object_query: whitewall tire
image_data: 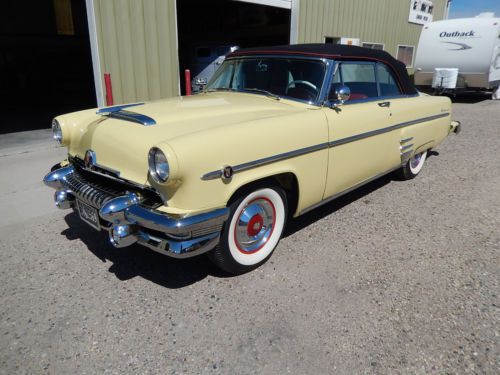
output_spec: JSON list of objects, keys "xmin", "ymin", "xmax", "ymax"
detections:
[
  {"xmin": 400, "ymin": 151, "xmax": 427, "ymax": 180},
  {"xmin": 208, "ymin": 186, "xmax": 287, "ymax": 275}
]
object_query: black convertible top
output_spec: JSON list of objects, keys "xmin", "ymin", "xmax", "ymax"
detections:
[{"xmin": 228, "ymin": 43, "xmax": 417, "ymax": 95}]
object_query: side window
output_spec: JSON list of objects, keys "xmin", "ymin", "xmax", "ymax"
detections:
[
  {"xmin": 328, "ymin": 66, "xmax": 342, "ymax": 101},
  {"xmin": 340, "ymin": 63, "xmax": 378, "ymax": 100},
  {"xmin": 209, "ymin": 61, "xmax": 236, "ymax": 88},
  {"xmin": 376, "ymin": 63, "xmax": 402, "ymax": 97}
]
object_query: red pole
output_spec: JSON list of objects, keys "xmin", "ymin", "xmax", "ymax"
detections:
[
  {"xmin": 184, "ymin": 69, "xmax": 191, "ymax": 96},
  {"xmin": 104, "ymin": 73, "xmax": 114, "ymax": 106}
]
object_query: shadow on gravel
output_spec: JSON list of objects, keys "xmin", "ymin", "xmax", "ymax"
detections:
[
  {"xmin": 62, "ymin": 213, "xmax": 228, "ymax": 288},
  {"xmin": 417, "ymin": 88, "xmax": 492, "ymax": 104},
  {"xmin": 60, "ymin": 153, "xmax": 442, "ymax": 286},
  {"xmin": 285, "ymin": 173, "xmax": 393, "ymax": 238},
  {"xmin": 450, "ymin": 93, "xmax": 491, "ymax": 104},
  {"xmin": 442, "ymin": 92, "xmax": 492, "ymax": 104},
  {"xmin": 286, "ymin": 148, "xmax": 443, "ymax": 237}
]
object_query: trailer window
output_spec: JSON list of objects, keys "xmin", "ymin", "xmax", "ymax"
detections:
[
  {"xmin": 397, "ymin": 45, "xmax": 415, "ymax": 68},
  {"xmin": 362, "ymin": 42, "xmax": 384, "ymax": 50}
]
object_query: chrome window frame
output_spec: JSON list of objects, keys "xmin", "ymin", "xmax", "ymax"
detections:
[{"xmin": 206, "ymin": 55, "xmax": 335, "ymax": 107}]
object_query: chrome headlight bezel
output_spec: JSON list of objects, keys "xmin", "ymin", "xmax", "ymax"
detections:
[
  {"xmin": 52, "ymin": 118, "xmax": 63, "ymax": 145},
  {"xmin": 148, "ymin": 147, "xmax": 170, "ymax": 183}
]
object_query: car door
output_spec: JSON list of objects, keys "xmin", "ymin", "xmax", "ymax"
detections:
[{"xmin": 322, "ymin": 61, "xmax": 401, "ymax": 199}]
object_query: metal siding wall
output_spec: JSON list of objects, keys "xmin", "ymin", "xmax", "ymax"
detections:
[
  {"xmin": 297, "ymin": 0, "xmax": 447, "ymax": 72},
  {"xmin": 92, "ymin": 0, "xmax": 179, "ymax": 105}
]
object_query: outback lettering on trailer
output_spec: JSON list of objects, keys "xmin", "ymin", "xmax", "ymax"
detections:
[{"xmin": 439, "ymin": 30, "xmax": 475, "ymax": 38}]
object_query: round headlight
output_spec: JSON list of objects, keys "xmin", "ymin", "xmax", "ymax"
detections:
[
  {"xmin": 148, "ymin": 147, "xmax": 170, "ymax": 183},
  {"xmin": 52, "ymin": 118, "xmax": 63, "ymax": 145}
]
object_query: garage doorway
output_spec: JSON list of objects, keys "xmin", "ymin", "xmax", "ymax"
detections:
[
  {"xmin": 0, "ymin": 0, "xmax": 96, "ymax": 134},
  {"xmin": 176, "ymin": 0, "xmax": 291, "ymax": 94}
]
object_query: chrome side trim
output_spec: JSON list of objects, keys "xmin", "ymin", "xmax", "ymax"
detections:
[
  {"xmin": 400, "ymin": 150, "xmax": 413, "ymax": 163},
  {"xmin": 201, "ymin": 112, "xmax": 450, "ymax": 180},
  {"xmin": 299, "ymin": 165, "xmax": 401, "ymax": 215},
  {"xmin": 400, "ymin": 143, "xmax": 414, "ymax": 152},
  {"xmin": 328, "ymin": 113, "xmax": 449, "ymax": 148},
  {"xmin": 399, "ymin": 137, "xmax": 415, "ymax": 163},
  {"xmin": 201, "ymin": 142, "xmax": 329, "ymax": 180}
]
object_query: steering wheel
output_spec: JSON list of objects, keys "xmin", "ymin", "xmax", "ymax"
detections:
[{"xmin": 285, "ymin": 80, "xmax": 319, "ymax": 100}]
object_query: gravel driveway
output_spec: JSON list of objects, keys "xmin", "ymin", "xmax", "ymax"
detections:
[{"xmin": 0, "ymin": 98, "xmax": 498, "ymax": 374}]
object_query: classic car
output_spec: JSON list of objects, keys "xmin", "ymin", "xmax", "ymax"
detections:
[{"xmin": 43, "ymin": 44, "xmax": 461, "ymax": 274}]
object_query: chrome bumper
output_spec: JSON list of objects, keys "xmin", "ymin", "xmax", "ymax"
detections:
[{"xmin": 43, "ymin": 165, "xmax": 229, "ymax": 258}]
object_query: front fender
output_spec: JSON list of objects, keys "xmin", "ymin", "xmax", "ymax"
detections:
[{"xmin": 157, "ymin": 109, "xmax": 329, "ymax": 216}]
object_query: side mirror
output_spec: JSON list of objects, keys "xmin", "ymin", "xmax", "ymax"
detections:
[{"xmin": 334, "ymin": 85, "xmax": 351, "ymax": 104}]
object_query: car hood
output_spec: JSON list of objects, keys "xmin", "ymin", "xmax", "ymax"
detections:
[{"xmin": 65, "ymin": 92, "xmax": 308, "ymax": 184}]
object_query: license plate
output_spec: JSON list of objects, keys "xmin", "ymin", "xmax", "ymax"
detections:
[{"xmin": 76, "ymin": 200, "xmax": 101, "ymax": 231}]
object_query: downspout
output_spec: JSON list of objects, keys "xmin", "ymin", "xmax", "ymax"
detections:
[{"xmin": 290, "ymin": 0, "xmax": 300, "ymax": 44}]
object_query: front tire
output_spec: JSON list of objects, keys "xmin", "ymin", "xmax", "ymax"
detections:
[
  {"xmin": 400, "ymin": 150, "xmax": 427, "ymax": 180},
  {"xmin": 208, "ymin": 187, "xmax": 287, "ymax": 275}
]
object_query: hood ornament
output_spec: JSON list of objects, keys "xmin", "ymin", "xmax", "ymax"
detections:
[{"xmin": 96, "ymin": 102, "xmax": 156, "ymax": 126}]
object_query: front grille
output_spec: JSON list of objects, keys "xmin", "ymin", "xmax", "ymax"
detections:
[
  {"xmin": 65, "ymin": 169, "xmax": 123, "ymax": 208},
  {"xmin": 65, "ymin": 162, "xmax": 163, "ymax": 209}
]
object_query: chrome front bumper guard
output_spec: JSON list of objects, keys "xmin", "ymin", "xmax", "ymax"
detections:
[{"xmin": 43, "ymin": 165, "xmax": 229, "ymax": 258}]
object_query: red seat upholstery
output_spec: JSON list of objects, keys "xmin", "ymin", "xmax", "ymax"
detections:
[{"xmin": 349, "ymin": 93, "xmax": 368, "ymax": 100}]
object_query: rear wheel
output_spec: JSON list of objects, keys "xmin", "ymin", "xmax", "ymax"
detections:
[
  {"xmin": 208, "ymin": 186, "xmax": 287, "ymax": 275},
  {"xmin": 400, "ymin": 151, "xmax": 427, "ymax": 180}
]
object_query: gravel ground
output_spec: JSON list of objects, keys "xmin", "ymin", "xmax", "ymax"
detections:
[{"xmin": 0, "ymin": 98, "xmax": 499, "ymax": 374}]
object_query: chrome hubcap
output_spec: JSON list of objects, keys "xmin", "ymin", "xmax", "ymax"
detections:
[
  {"xmin": 410, "ymin": 153, "xmax": 422, "ymax": 169},
  {"xmin": 234, "ymin": 198, "xmax": 275, "ymax": 253}
]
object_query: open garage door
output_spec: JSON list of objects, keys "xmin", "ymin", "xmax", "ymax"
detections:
[
  {"xmin": 0, "ymin": 0, "xmax": 96, "ymax": 134},
  {"xmin": 176, "ymin": 0, "xmax": 291, "ymax": 94}
]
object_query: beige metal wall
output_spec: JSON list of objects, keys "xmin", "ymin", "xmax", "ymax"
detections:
[
  {"xmin": 297, "ymin": 0, "xmax": 449, "ymax": 74},
  {"xmin": 91, "ymin": 0, "xmax": 179, "ymax": 105},
  {"xmin": 88, "ymin": 0, "xmax": 449, "ymax": 105}
]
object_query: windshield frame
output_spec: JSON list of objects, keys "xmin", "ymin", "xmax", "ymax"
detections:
[{"xmin": 204, "ymin": 55, "xmax": 334, "ymax": 107}]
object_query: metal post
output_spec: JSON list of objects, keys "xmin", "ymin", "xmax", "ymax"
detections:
[
  {"xmin": 104, "ymin": 73, "xmax": 114, "ymax": 106},
  {"xmin": 185, "ymin": 69, "xmax": 192, "ymax": 96}
]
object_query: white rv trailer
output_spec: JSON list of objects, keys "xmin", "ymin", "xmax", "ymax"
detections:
[{"xmin": 414, "ymin": 14, "xmax": 500, "ymax": 98}]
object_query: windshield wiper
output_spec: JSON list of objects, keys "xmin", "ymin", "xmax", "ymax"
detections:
[
  {"xmin": 204, "ymin": 87, "xmax": 236, "ymax": 93},
  {"xmin": 241, "ymin": 88, "xmax": 280, "ymax": 100}
]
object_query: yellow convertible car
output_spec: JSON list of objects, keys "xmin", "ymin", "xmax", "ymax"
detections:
[{"xmin": 44, "ymin": 44, "xmax": 460, "ymax": 274}]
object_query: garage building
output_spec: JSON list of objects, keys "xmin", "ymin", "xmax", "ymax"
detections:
[{"xmin": 0, "ymin": 0, "xmax": 451, "ymax": 133}]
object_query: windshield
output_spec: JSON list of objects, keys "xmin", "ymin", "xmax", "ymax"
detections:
[{"xmin": 206, "ymin": 57, "xmax": 326, "ymax": 103}]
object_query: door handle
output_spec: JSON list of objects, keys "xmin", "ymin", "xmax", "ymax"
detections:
[{"xmin": 378, "ymin": 101, "xmax": 391, "ymax": 107}]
